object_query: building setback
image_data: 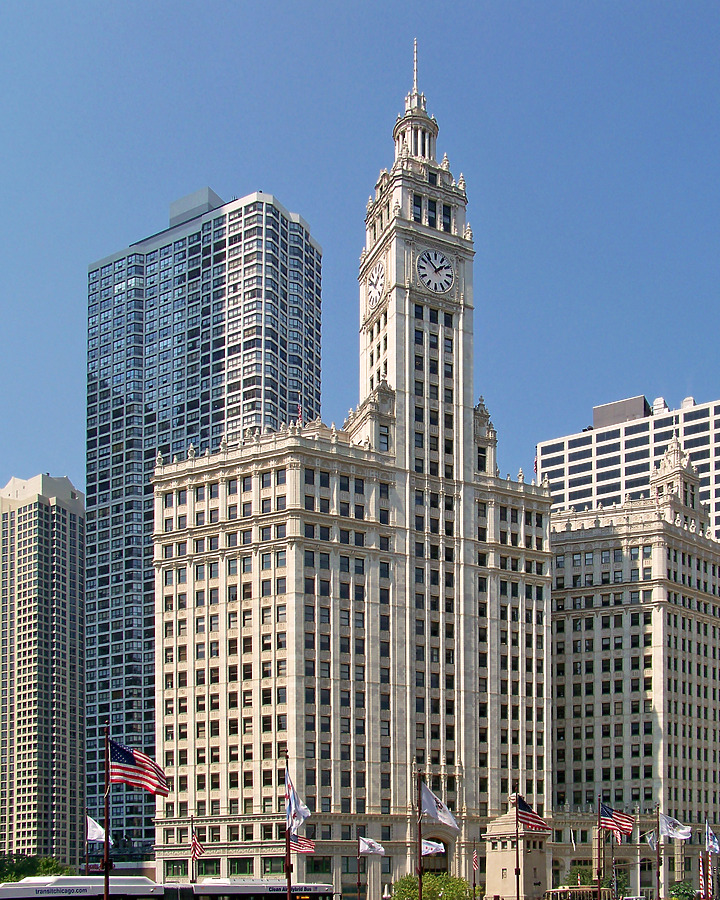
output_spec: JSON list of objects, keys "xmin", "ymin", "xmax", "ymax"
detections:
[
  {"xmin": 549, "ymin": 438, "xmax": 720, "ymax": 895},
  {"xmin": 537, "ymin": 395, "xmax": 720, "ymax": 539},
  {"xmin": 152, "ymin": 75, "xmax": 552, "ymax": 894},
  {"xmin": 0, "ymin": 475, "xmax": 85, "ymax": 867},
  {"xmin": 85, "ymin": 190, "xmax": 322, "ymax": 844}
]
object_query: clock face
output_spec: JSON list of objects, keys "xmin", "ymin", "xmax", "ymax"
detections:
[
  {"xmin": 367, "ymin": 260, "xmax": 385, "ymax": 309},
  {"xmin": 417, "ymin": 249, "xmax": 454, "ymax": 293}
]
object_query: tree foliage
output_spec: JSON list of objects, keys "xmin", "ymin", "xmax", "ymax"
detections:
[
  {"xmin": 393, "ymin": 874, "xmax": 472, "ymax": 900},
  {"xmin": 566, "ymin": 866, "xmax": 594, "ymax": 886},
  {"xmin": 601, "ymin": 868, "xmax": 629, "ymax": 899},
  {"xmin": 669, "ymin": 881, "xmax": 696, "ymax": 900},
  {"xmin": 0, "ymin": 856, "xmax": 72, "ymax": 883}
]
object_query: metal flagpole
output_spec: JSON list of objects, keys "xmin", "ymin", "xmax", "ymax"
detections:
[
  {"xmin": 596, "ymin": 795, "xmax": 602, "ymax": 900},
  {"xmin": 417, "ymin": 774, "xmax": 423, "ymax": 900},
  {"xmin": 285, "ymin": 757, "xmax": 292, "ymax": 900},
  {"xmin": 85, "ymin": 807, "xmax": 89, "ymax": 876},
  {"xmin": 515, "ymin": 796, "xmax": 521, "ymax": 900},
  {"xmin": 655, "ymin": 805, "xmax": 660, "ymax": 900},
  {"xmin": 103, "ymin": 722, "xmax": 110, "ymax": 900},
  {"xmin": 610, "ymin": 832, "xmax": 615, "ymax": 900},
  {"xmin": 708, "ymin": 849, "xmax": 711, "ymax": 900},
  {"xmin": 473, "ymin": 841, "xmax": 477, "ymax": 900},
  {"xmin": 357, "ymin": 836, "xmax": 361, "ymax": 900},
  {"xmin": 190, "ymin": 815, "xmax": 195, "ymax": 884}
]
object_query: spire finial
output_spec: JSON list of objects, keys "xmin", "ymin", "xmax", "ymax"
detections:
[{"xmin": 413, "ymin": 38, "xmax": 418, "ymax": 93}]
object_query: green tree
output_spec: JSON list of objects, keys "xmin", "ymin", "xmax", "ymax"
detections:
[
  {"xmin": 393, "ymin": 874, "xmax": 471, "ymax": 900},
  {"xmin": 669, "ymin": 881, "xmax": 696, "ymax": 900},
  {"xmin": 567, "ymin": 866, "xmax": 594, "ymax": 886},
  {"xmin": 0, "ymin": 856, "xmax": 72, "ymax": 883},
  {"xmin": 601, "ymin": 868, "xmax": 629, "ymax": 899}
]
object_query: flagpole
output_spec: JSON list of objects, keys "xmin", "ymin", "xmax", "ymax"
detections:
[
  {"xmin": 190, "ymin": 815, "xmax": 195, "ymax": 884},
  {"xmin": 610, "ymin": 831, "xmax": 615, "ymax": 900},
  {"xmin": 357, "ymin": 836, "xmax": 361, "ymax": 900},
  {"xmin": 596, "ymin": 795, "xmax": 602, "ymax": 900},
  {"xmin": 514, "ymin": 795, "xmax": 521, "ymax": 900},
  {"xmin": 472, "ymin": 840, "xmax": 476, "ymax": 900},
  {"xmin": 417, "ymin": 773, "xmax": 423, "ymax": 900},
  {"xmin": 103, "ymin": 722, "xmax": 110, "ymax": 900},
  {"xmin": 655, "ymin": 805, "xmax": 660, "ymax": 900},
  {"xmin": 85, "ymin": 806, "xmax": 89, "ymax": 877},
  {"xmin": 285, "ymin": 754, "xmax": 292, "ymax": 900},
  {"xmin": 708, "ymin": 848, "xmax": 711, "ymax": 900}
]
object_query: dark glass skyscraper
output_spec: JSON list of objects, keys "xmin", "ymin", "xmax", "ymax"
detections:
[{"xmin": 85, "ymin": 188, "xmax": 321, "ymax": 846}]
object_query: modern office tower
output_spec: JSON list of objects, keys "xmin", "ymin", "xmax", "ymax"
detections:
[
  {"xmin": 0, "ymin": 475, "xmax": 85, "ymax": 867},
  {"xmin": 537, "ymin": 394, "xmax": 720, "ymax": 538},
  {"xmin": 549, "ymin": 438, "xmax": 720, "ymax": 895},
  {"xmin": 153, "ymin": 73, "xmax": 552, "ymax": 894},
  {"xmin": 86, "ymin": 191, "xmax": 321, "ymax": 846}
]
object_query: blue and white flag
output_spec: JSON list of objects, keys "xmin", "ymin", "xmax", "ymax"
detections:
[
  {"xmin": 420, "ymin": 782, "xmax": 460, "ymax": 832},
  {"xmin": 285, "ymin": 765, "xmax": 311, "ymax": 835},
  {"xmin": 422, "ymin": 839, "xmax": 445, "ymax": 856},
  {"xmin": 707, "ymin": 821, "xmax": 720, "ymax": 854},
  {"xmin": 660, "ymin": 813, "xmax": 691, "ymax": 841}
]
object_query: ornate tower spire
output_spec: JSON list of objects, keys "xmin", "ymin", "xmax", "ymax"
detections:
[
  {"xmin": 393, "ymin": 39, "xmax": 438, "ymax": 161},
  {"xmin": 413, "ymin": 37, "xmax": 418, "ymax": 93}
]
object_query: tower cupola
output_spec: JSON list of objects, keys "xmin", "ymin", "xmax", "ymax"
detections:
[{"xmin": 392, "ymin": 39, "xmax": 439, "ymax": 162}]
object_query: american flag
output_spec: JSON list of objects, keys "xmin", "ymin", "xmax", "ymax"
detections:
[
  {"xmin": 700, "ymin": 853, "xmax": 705, "ymax": 899},
  {"xmin": 472, "ymin": 849, "xmax": 479, "ymax": 871},
  {"xmin": 191, "ymin": 830, "xmax": 205, "ymax": 861},
  {"xmin": 109, "ymin": 739, "xmax": 168, "ymax": 796},
  {"xmin": 515, "ymin": 795, "xmax": 551, "ymax": 831},
  {"xmin": 600, "ymin": 802, "xmax": 634, "ymax": 838},
  {"xmin": 290, "ymin": 834, "xmax": 315, "ymax": 854}
]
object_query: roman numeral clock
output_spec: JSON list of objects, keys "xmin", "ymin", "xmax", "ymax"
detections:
[{"xmin": 416, "ymin": 248, "xmax": 454, "ymax": 294}]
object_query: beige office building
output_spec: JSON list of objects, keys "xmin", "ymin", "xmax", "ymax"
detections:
[
  {"xmin": 0, "ymin": 474, "xmax": 85, "ymax": 867},
  {"xmin": 153, "ymin": 72, "xmax": 552, "ymax": 895},
  {"xmin": 549, "ymin": 438, "xmax": 719, "ymax": 894}
]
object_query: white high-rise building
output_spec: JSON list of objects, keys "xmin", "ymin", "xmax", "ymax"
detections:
[
  {"xmin": 86, "ymin": 190, "xmax": 321, "ymax": 846},
  {"xmin": 537, "ymin": 394, "xmax": 720, "ymax": 538},
  {"xmin": 0, "ymin": 475, "xmax": 85, "ymax": 867},
  {"xmin": 153, "ymin": 68, "xmax": 552, "ymax": 898},
  {"xmin": 549, "ymin": 438, "xmax": 720, "ymax": 895}
]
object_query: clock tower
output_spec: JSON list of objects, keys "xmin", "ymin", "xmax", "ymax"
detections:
[{"xmin": 357, "ymin": 44, "xmax": 475, "ymax": 477}]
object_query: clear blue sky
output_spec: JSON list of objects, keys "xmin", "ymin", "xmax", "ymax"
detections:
[{"xmin": 2, "ymin": 1, "xmax": 719, "ymax": 492}]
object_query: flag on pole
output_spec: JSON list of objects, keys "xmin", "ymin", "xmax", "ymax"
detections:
[
  {"xmin": 600, "ymin": 802, "xmax": 635, "ymax": 839},
  {"xmin": 659, "ymin": 813, "xmax": 692, "ymax": 841},
  {"xmin": 570, "ymin": 829, "xmax": 576, "ymax": 852},
  {"xmin": 701, "ymin": 854, "xmax": 706, "ymax": 898},
  {"xmin": 87, "ymin": 815, "xmax": 113, "ymax": 846},
  {"xmin": 290, "ymin": 834, "xmax": 315, "ymax": 854},
  {"xmin": 421, "ymin": 839, "xmax": 445, "ymax": 856},
  {"xmin": 707, "ymin": 822, "xmax": 720, "ymax": 854},
  {"xmin": 191, "ymin": 830, "xmax": 205, "ymax": 861},
  {"xmin": 359, "ymin": 837, "xmax": 385, "ymax": 856},
  {"xmin": 472, "ymin": 849, "xmax": 479, "ymax": 871},
  {"xmin": 645, "ymin": 831, "xmax": 657, "ymax": 851},
  {"xmin": 513, "ymin": 794, "xmax": 551, "ymax": 831},
  {"xmin": 109, "ymin": 739, "xmax": 168, "ymax": 796},
  {"xmin": 420, "ymin": 782, "xmax": 460, "ymax": 832},
  {"xmin": 285, "ymin": 764, "xmax": 311, "ymax": 835}
]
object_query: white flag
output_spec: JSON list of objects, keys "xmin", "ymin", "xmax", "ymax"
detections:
[
  {"xmin": 87, "ymin": 815, "xmax": 113, "ymax": 845},
  {"xmin": 359, "ymin": 837, "xmax": 385, "ymax": 856},
  {"xmin": 422, "ymin": 839, "xmax": 445, "ymax": 856},
  {"xmin": 284, "ymin": 766, "xmax": 311, "ymax": 835},
  {"xmin": 420, "ymin": 782, "xmax": 460, "ymax": 833},
  {"xmin": 646, "ymin": 831, "xmax": 657, "ymax": 851},
  {"xmin": 659, "ymin": 813, "xmax": 691, "ymax": 841}
]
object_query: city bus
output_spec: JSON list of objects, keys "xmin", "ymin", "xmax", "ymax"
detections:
[{"xmin": 0, "ymin": 878, "xmax": 334, "ymax": 900}]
